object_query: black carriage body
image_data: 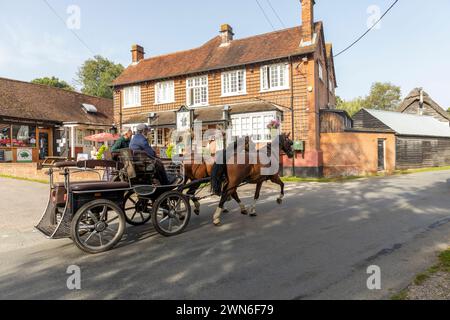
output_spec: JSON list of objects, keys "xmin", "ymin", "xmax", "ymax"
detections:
[{"xmin": 71, "ymin": 188, "xmax": 128, "ymax": 214}]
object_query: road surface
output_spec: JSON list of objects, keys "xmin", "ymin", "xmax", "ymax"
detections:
[{"xmin": 0, "ymin": 171, "xmax": 449, "ymax": 300}]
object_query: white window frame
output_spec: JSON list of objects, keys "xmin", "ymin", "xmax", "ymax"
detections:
[
  {"xmin": 318, "ymin": 62, "xmax": 324, "ymax": 82},
  {"xmin": 155, "ymin": 80, "xmax": 175, "ymax": 105},
  {"xmin": 231, "ymin": 111, "xmax": 280, "ymax": 143},
  {"xmin": 186, "ymin": 75, "xmax": 208, "ymax": 107},
  {"xmin": 123, "ymin": 86, "xmax": 141, "ymax": 108},
  {"xmin": 328, "ymin": 79, "xmax": 334, "ymax": 93},
  {"xmin": 221, "ymin": 69, "xmax": 246, "ymax": 97},
  {"xmin": 260, "ymin": 63, "xmax": 290, "ymax": 92}
]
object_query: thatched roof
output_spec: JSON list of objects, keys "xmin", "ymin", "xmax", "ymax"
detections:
[{"xmin": 397, "ymin": 88, "xmax": 450, "ymax": 122}]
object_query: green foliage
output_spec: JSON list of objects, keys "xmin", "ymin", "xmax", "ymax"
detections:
[
  {"xmin": 31, "ymin": 76, "xmax": 74, "ymax": 91},
  {"xmin": 336, "ymin": 96, "xmax": 366, "ymax": 116},
  {"xmin": 166, "ymin": 144, "xmax": 174, "ymax": 159},
  {"xmin": 365, "ymin": 82, "xmax": 402, "ymax": 111},
  {"xmin": 96, "ymin": 144, "xmax": 108, "ymax": 160},
  {"xmin": 336, "ymin": 82, "xmax": 402, "ymax": 116},
  {"xmin": 76, "ymin": 55, "xmax": 124, "ymax": 99}
]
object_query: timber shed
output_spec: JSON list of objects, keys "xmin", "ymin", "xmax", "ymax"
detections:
[{"xmin": 353, "ymin": 109, "xmax": 450, "ymax": 169}]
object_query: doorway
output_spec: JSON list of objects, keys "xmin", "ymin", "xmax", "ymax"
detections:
[
  {"xmin": 38, "ymin": 128, "xmax": 53, "ymax": 160},
  {"xmin": 377, "ymin": 139, "xmax": 386, "ymax": 171}
]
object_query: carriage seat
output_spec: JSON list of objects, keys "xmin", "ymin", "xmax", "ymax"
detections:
[{"xmin": 70, "ymin": 181, "xmax": 130, "ymax": 192}]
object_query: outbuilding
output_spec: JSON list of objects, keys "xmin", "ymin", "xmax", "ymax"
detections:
[{"xmin": 353, "ymin": 109, "xmax": 450, "ymax": 169}]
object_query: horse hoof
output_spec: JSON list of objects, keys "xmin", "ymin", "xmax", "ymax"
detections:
[
  {"xmin": 194, "ymin": 209, "xmax": 200, "ymax": 216},
  {"xmin": 213, "ymin": 220, "xmax": 222, "ymax": 227},
  {"xmin": 223, "ymin": 208, "xmax": 229, "ymax": 214},
  {"xmin": 250, "ymin": 213, "xmax": 258, "ymax": 217},
  {"xmin": 277, "ymin": 198, "xmax": 283, "ymax": 205},
  {"xmin": 241, "ymin": 210, "xmax": 248, "ymax": 215}
]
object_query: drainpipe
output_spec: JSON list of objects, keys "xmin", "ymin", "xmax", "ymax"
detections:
[{"xmin": 289, "ymin": 56, "xmax": 295, "ymax": 176}]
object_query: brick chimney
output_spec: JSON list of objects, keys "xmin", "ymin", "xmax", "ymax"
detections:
[
  {"xmin": 131, "ymin": 44, "xmax": 145, "ymax": 64},
  {"xmin": 300, "ymin": 0, "xmax": 315, "ymax": 46},
  {"xmin": 220, "ymin": 24, "xmax": 234, "ymax": 47}
]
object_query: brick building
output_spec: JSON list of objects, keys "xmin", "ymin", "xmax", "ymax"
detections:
[{"xmin": 112, "ymin": 0, "xmax": 337, "ymax": 177}]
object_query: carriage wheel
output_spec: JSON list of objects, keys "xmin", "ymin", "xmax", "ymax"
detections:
[
  {"xmin": 152, "ymin": 191, "xmax": 191, "ymax": 237},
  {"xmin": 71, "ymin": 199, "xmax": 125, "ymax": 254},
  {"xmin": 123, "ymin": 191, "xmax": 152, "ymax": 226}
]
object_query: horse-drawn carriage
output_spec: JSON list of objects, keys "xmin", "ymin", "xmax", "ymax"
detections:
[
  {"xmin": 35, "ymin": 150, "xmax": 205, "ymax": 254},
  {"xmin": 35, "ymin": 133, "xmax": 294, "ymax": 254}
]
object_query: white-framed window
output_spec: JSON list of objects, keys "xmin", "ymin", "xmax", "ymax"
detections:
[
  {"xmin": 123, "ymin": 86, "xmax": 141, "ymax": 108},
  {"xmin": 186, "ymin": 76, "xmax": 208, "ymax": 107},
  {"xmin": 318, "ymin": 62, "xmax": 324, "ymax": 81},
  {"xmin": 328, "ymin": 79, "xmax": 334, "ymax": 93},
  {"xmin": 155, "ymin": 81, "xmax": 175, "ymax": 104},
  {"xmin": 260, "ymin": 63, "xmax": 289, "ymax": 92},
  {"xmin": 231, "ymin": 112, "xmax": 280, "ymax": 143},
  {"xmin": 221, "ymin": 69, "xmax": 246, "ymax": 96}
]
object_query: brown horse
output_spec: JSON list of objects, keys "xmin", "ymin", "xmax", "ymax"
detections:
[
  {"xmin": 211, "ymin": 133, "xmax": 294, "ymax": 226},
  {"xmin": 184, "ymin": 137, "xmax": 251, "ymax": 216}
]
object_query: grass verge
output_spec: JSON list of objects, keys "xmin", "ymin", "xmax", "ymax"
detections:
[
  {"xmin": 283, "ymin": 166, "xmax": 450, "ymax": 184},
  {"xmin": 390, "ymin": 248, "xmax": 450, "ymax": 300},
  {"xmin": 0, "ymin": 174, "xmax": 47, "ymax": 184}
]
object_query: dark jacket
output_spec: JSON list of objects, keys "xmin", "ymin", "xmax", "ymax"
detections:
[
  {"xmin": 111, "ymin": 136, "xmax": 130, "ymax": 152},
  {"xmin": 129, "ymin": 134, "xmax": 156, "ymax": 158}
]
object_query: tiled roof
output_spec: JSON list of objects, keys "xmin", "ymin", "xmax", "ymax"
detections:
[
  {"xmin": 124, "ymin": 101, "xmax": 288, "ymax": 126},
  {"xmin": 113, "ymin": 23, "xmax": 322, "ymax": 86},
  {"xmin": 0, "ymin": 77, "xmax": 114, "ymax": 126}
]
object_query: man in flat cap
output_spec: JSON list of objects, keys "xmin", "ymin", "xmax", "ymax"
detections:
[{"xmin": 129, "ymin": 124, "xmax": 169, "ymax": 185}]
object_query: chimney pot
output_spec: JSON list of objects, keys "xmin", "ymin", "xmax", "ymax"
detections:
[
  {"xmin": 300, "ymin": 0, "xmax": 316, "ymax": 46},
  {"xmin": 220, "ymin": 24, "xmax": 234, "ymax": 46},
  {"xmin": 131, "ymin": 44, "xmax": 145, "ymax": 64}
]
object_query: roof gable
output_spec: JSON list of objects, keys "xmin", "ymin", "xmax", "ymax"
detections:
[
  {"xmin": 113, "ymin": 23, "xmax": 324, "ymax": 86},
  {"xmin": 398, "ymin": 88, "xmax": 450, "ymax": 122}
]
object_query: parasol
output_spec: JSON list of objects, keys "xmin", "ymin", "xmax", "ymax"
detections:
[{"xmin": 84, "ymin": 132, "xmax": 120, "ymax": 142}]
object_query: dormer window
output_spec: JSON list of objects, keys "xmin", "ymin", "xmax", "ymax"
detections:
[
  {"xmin": 123, "ymin": 86, "xmax": 141, "ymax": 108},
  {"xmin": 186, "ymin": 76, "xmax": 208, "ymax": 107},
  {"xmin": 260, "ymin": 63, "xmax": 289, "ymax": 92}
]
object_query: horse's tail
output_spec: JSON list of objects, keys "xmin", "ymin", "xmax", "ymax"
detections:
[{"xmin": 211, "ymin": 163, "xmax": 226, "ymax": 195}]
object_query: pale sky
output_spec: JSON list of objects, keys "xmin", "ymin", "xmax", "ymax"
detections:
[{"xmin": 1, "ymin": 0, "xmax": 449, "ymax": 107}]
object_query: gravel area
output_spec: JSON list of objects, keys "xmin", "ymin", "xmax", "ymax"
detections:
[{"xmin": 406, "ymin": 272, "xmax": 450, "ymax": 300}]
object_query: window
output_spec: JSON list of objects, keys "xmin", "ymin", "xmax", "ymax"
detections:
[
  {"xmin": 12, "ymin": 125, "xmax": 37, "ymax": 147},
  {"xmin": 76, "ymin": 129, "xmax": 85, "ymax": 146},
  {"xmin": 123, "ymin": 86, "xmax": 141, "ymax": 108},
  {"xmin": 261, "ymin": 63, "xmax": 289, "ymax": 91},
  {"xmin": 231, "ymin": 112, "xmax": 280, "ymax": 143},
  {"xmin": 186, "ymin": 76, "xmax": 208, "ymax": 107},
  {"xmin": 328, "ymin": 79, "xmax": 334, "ymax": 93},
  {"xmin": 0, "ymin": 124, "xmax": 11, "ymax": 147},
  {"xmin": 155, "ymin": 81, "xmax": 175, "ymax": 104},
  {"xmin": 318, "ymin": 62, "xmax": 324, "ymax": 81},
  {"xmin": 222, "ymin": 70, "xmax": 246, "ymax": 96}
]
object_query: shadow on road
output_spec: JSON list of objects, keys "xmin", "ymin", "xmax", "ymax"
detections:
[{"xmin": 0, "ymin": 171, "xmax": 449, "ymax": 300}]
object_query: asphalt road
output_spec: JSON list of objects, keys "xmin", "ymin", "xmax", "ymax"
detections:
[{"xmin": 0, "ymin": 171, "xmax": 450, "ymax": 300}]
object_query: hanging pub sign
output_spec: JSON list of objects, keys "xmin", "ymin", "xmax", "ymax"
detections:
[{"xmin": 176, "ymin": 105, "xmax": 193, "ymax": 132}]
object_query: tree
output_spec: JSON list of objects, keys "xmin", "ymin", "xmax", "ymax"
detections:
[
  {"xmin": 76, "ymin": 55, "xmax": 124, "ymax": 99},
  {"xmin": 364, "ymin": 82, "xmax": 401, "ymax": 111},
  {"xmin": 336, "ymin": 82, "xmax": 402, "ymax": 116},
  {"xmin": 31, "ymin": 76, "xmax": 74, "ymax": 91},
  {"xmin": 336, "ymin": 96, "xmax": 366, "ymax": 116}
]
